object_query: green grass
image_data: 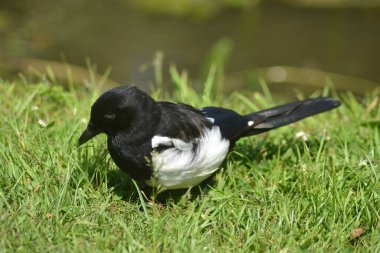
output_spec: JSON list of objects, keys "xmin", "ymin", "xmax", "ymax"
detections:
[{"xmin": 1, "ymin": 67, "xmax": 380, "ymax": 252}]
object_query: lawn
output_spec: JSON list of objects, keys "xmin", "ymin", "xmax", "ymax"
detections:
[{"xmin": 0, "ymin": 66, "xmax": 379, "ymax": 252}]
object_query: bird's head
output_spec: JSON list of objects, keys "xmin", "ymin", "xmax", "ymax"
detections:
[{"xmin": 78, "ymin": 85, "xmax": 155, "ymax": 146}]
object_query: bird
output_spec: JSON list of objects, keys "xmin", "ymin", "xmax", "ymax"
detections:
[{"xmin": 78, "ymin": 85, "xmax": 341, "ymax": 190}]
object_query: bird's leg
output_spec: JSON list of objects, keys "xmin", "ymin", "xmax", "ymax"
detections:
[{"xmin": 138, "ymin": 182, "xmax": 154, "ymax": 202}]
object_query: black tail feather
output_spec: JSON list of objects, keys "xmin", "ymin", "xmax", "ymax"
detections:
[{"xmin": 242, "ymin": 97, "xmax": 341, "ymax": 137}]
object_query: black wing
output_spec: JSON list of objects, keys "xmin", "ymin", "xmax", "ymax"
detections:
[
  {"xmin": 201, "ymin": 107, "xmax": 261, "ymax": 141},
  {"xmin": 202, "ymin": 97, "xmax": 340, "ymax": 141},
  {"xmin": 155, "ymin": 102, "xmax": 213, "ymax": 142}
]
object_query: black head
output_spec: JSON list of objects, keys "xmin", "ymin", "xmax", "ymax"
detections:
[{"xmin": 79, "ymin": 85, "xmax": 156, "ymax": 146}]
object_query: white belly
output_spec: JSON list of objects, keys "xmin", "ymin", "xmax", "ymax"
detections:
[{"xmin": 145, "ymin": 126, "xmax": 230, "ymax": 189}]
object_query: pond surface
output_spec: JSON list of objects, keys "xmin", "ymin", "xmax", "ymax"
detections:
[{"xmin": 1, "ymin": 1, "xmax": 380, "ymax": 94}]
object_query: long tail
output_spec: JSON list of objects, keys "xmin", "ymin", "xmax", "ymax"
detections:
[{"xmin": 242, "ymin": 97, "xmax": 341, "ymax": 137}]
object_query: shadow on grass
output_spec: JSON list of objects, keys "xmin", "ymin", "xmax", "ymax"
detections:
[
  {"xmin": 106, "ymin": 169, "xmax": 223, "ymax": 205},
  {"xmin": 76, "ymin": 145, "xmax": 196, "ymax": 204},
  {"xmin": 76, "ymin": 145, "xmax": 140, "ymax": 203},
  {"xmin": 78, "ymin": 135, "xmax": 322, "ymax": 205},
  {"xmin": 107, "ymin": 168, "xmax": 219, "ymax": 204},
  {"xmin": 233, "ymin": 134, "xmax": 321, "ymax": 166}
]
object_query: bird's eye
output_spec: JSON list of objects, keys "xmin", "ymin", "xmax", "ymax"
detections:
[{"xmin": 104, "ymin": 114, "xmax": 115, "ymax": 122}]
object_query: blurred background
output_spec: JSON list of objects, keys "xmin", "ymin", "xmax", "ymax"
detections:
[{"xmin": 1, "ymin": 0, "xmax": 380, "ymax": 97}]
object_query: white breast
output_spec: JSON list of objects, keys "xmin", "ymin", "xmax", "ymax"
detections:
[{"xmin": 145, "ymin": 126, "xmax": 230, "ymax": 189}]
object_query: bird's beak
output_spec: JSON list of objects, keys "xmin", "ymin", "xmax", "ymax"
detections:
[{"xmin": 78, "ymin": 125, "xmax": 102, "ymax": 146}]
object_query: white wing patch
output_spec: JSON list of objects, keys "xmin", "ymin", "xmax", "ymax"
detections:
[
  {"xmin": 206, "ymin": 117, "xmax": 215, "ymax": 123},
  {"xmin": 151, "ymin": 136, "xmax": 193, "ymax": 150},
  {"xmin": 146, "ymin": 126, "xmax": 230, "ymax": 189}
]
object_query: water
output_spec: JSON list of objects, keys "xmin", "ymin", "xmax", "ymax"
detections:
[{"xmin": 1, "ymin": 0, "xmax": 379, "ymax": 93}]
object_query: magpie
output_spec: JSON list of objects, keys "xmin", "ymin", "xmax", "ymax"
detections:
[{"xmin": 78, "ymin": 85, "xmax": 341, "ymax": 189}]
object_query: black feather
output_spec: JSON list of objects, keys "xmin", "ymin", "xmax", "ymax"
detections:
[
  {"xmin": 157, "ymin": 102, "xmax": 212, "ymax": 142},
  {"xmin": 243, "ymin": 97, "xmax": 341, "ymax": 136},
  {"xmin": 202, "ymin": 107, "xmax": 249, "ymax": 140}
]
